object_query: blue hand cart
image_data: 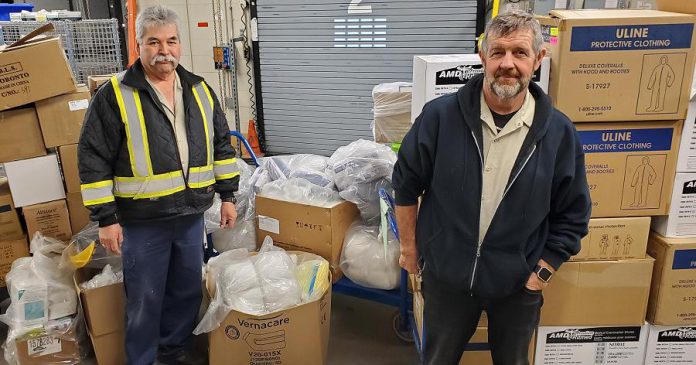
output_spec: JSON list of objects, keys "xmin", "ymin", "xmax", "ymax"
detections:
[{"xmin": 205, "ymin": 136, "xmax": 418, "ymax": 348}]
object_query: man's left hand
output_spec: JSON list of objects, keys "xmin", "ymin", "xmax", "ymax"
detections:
[
  {"xmin": 525, "ymin": 259, "xmax": 555, "ymax": 291},
  {"xmin": 220, "ymin": 202, "xmax": 237, "ymax": 229}
]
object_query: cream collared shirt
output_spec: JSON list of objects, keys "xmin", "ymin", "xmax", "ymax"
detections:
[
  {"xmin": 146, "ymin": 73, "xmax": 189, "ymax": 176},
  {"xmin": 478, "ymin": 90, "xmax": 536, "ymax": 243}
]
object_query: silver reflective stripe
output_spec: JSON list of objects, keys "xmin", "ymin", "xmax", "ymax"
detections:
[
  {"xmin": 193, "ymin": 83, "xmax": 215, "ymax": 165},
  {"xmin": 189, "ymin": 167, "xmax": 215, "ymax": 188},
  {"xmin": 82, "ymin": 185, "xmax": 114, "ymax": 202},
  {"xmin": 114, "ymin": 173, "xmax": 186, "ymax": 199},
  {"xmin": 113, "ymin": 73, "xmax": 152, "ymax": 177},
  {"xmin": 214, "ymin": 160, "xmax": 241, "ymax": 180}
]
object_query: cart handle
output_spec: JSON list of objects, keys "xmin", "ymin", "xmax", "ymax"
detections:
[{"xmin": 229, "ymin": 130, "xmax": 260, "ymax": 167}]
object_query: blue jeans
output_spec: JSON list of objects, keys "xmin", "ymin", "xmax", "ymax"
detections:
[{"xmin": 121, "ymin": 214, "xmax": 204, "ymax": 365}]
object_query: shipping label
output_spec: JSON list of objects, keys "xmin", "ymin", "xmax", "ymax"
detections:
[
  {"xmin": 647, "ymin": 327, "xmax": 696, "ymax": 364},
  {"xmin": 537, "ymin": 326, "xmax": 647, "ymax": 365},
  {"xmin": 27, "ymin": 335, "xmax": 62, "ymax": 357}
]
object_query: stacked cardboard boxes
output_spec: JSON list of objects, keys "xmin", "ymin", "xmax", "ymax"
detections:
[
  {"xmin": 534, "ymin": 9, "xmax": 696, "ymax": 363},
  {"xmin": 0, "ymin": 29, "xmax": 78, "ymax": 292}
]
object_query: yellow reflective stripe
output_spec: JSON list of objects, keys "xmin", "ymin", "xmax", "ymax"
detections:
[
  {"xmin": 80, "ymin": 180, "xmax": 113, "ymax": 190},
  {"xmin": 188, "ymin": 180, "xmax": 216, "ymax": 189},
  {"xmin": 214, "ymin": 158, "xmax": 237, "ymax": 166},
  {"xmin": 192, "ymin": 86, "xmax": 211, "ymax": 166},
  {"xmin": 83, "ymin": 196, "xmax": 115, "ymax": 206},
  {"xmin": 201, "ymin": 83, "xmax": 215, "ymax": 166},
  {"xmin": 216, "ymin": 171, "xmax": 240, "ymax": 180},
  {"xmin": 133, "ymin": 89, "xmax": 154, "ymax": 175},
  {"xmin": 189, "ymin": 165, "xmax": 213, "ymax": 173},
  {"xmin": 112, "ymin": 76, "xmax": 140, "ymax": 177}
]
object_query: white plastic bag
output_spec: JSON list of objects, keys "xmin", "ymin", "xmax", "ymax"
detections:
[
  {"xmin": 193, "ymin": 238, "xmax": 329, "ymax": 334},
  {"xmin": 79, "ymin": 264, "xmax": 123, "ymax": 290},
  {"xmin": 205, "ymin": 159, "xmax": 255, "ymax": 233},
  {"xmin": 260, "ymin": 178, "xmax": 342, "ymax": 207},
  {"xmin": 340, "ymin": 222, "xmax": 401, "ymax": 290},
  {"xmin": 328, "ymin": 140, "xmax": 396, "ymax": 223}
]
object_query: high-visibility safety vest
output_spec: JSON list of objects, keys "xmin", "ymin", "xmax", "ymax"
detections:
[{"xmin": 80, "ymin": 73, "xmax": 240, "ymax": 207}]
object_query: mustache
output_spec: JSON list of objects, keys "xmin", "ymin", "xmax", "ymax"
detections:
[
  {"xmin": 494, "ymin": 69, "xmax": 521, "ymax": 78},
  {"xmin": 150, "ymin": 55, "xmax": 178, "ymax": 66}
]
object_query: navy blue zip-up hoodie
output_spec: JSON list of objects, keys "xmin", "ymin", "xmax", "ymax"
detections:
[{"xmin": 393, "ymin": 74, "xmax": 591, "ymax": 299}]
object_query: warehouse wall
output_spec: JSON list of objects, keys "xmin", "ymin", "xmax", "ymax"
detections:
[
  {"xmin": 136, "ymin": 0, "xmax": 255, "ymax": 134},
  {"xmin": 14, "ymin": 0, "xmax": 70, "ymax": 11}
]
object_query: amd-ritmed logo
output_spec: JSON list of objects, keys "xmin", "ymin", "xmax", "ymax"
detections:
[
  {"xmin": 547, "ymin": 329, "xmax": 595, "ymax": 342},
  {"xmin": 436, "ymin": 64, "xmax": 484, "ymax": 85},
  {"xmin": 659, "ymin": 328, "xmax": 696, "ymax": 342},
  {"xmin": 683, "ymin": 180, "xmax": 696, "ymax": 195}
]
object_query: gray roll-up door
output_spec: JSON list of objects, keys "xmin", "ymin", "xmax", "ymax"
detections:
[{"xmin": 255, "ymin": 0, "xmax": 478, "ymax": 155}]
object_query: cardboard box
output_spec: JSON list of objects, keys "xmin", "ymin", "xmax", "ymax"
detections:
[
  {"xmin": 22, "ymin": 200, "xmax": 72, "ymax": 242},
  {"xmin": 87, "ymin": 74, "xmax": 113, "ymax": 95},
  {"xmin": 4, "ymin": 154, "xmax": 66, "ymax": 207},
  {"xmin": 656, "ymin": 0, "xmax": 696, "ymax": 14},
  {"xmin": 540, "ymin": 258, "xmax": 654, "ymax": 326},
  {"xmin": 58, "ymin": 144, "xmax": 79, "ymax": 194},
  {"xmin": 0, "ymin": 34, "xmax": 76, "ymax": 111},
  {"xmin": 0, "ymin": 106, "xmax": 46, "ymax": 163},
  {"xmin": 0, "ymin": 236, "xmax": 28, "ymax": 287},
  {"xmin": 411, "ymin": 54, "xmax": 550, "ymax": 118},
  {"xmin": 255, "ymin": 195, "xmax": 359, "ymax": 270},
  {"xmin": 677, "ymin": 90, "xmax": 696, "ymax": 172},
  {"xmin": 645, "ymin": 324, "xmax": 696, "ymax": 364},
  {"xmin": 74, "ymin": 267, "xmax": 125, "ymax": 365},
  {"xmin": 373, "ymin": 83, "xmax": 412, "ymax": 144},
  {"xmin": 647, "ymin": 232, "xmax": 696, "ymax": 325},
  {"xmin": 15, "ymin": 316, "xmax": 82, "ymax": 365},
  {"xmin": 576, "ymin": 120, "xmax": 682, "ymax": 217},
  {"xmin": 66, "ymin": 193, "xmax": 90, "ymax": 234},
  {"xmin": 35, "ymin": 86, "xmax": 90, "ymax": 148},
  {"xmin": 208, "ymin": 277, "xmax": 331, "ymax": 365},
  {"xmin": 652, "ymin": 173, "xmax": 696, "ymax": 237},
  {"xmin": 573, "ymin": 217, "xmax": 651, "ymax": 261},
  {"xmin": 0, "ymin": 180, "xmax": 23, "ymax": 240},
  {"xmin": 545, "ymin": 10, "xmax": 696, "ymax": 122},
  {"xmin": 535, "ymin": 324, "xmax": 649, "ymax": 365}
]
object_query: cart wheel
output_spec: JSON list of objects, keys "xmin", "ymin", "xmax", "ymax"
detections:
[{"xmin": 392, "ymin": 310, "xmax": 414, "ymax": 343}]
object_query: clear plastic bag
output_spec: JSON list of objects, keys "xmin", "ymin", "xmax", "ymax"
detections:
[
  {"xmin": 79, "ymin": 264, "xmax": 123, "ymax": 290},
  {"xmin": 339, "ymin": 222, "xmax": 401, "ymax": 290},
  {"xmin": 254, "ymin": 238, "xmax": 301, "ymax": 313},
  {"xmin": 2, "ymin": 305, "xmax": 89, "ymax": 365},
  {"xmin": 60, "ymin": 223, "xmax": 121, "ymax": 271},
  {"xmin": 328, "ymin": 140, "xmax": 397, "ymax": 222},
  {"xmin": 260, "ymin": 178, "xmax": 342, "ymax": 207},
  {"xmin": 193, "ymin": 238, "xmax": 330, "ymax": 334},
  {"xmin": 211, "ymin": 220, "xmax": 257, "ymax": 253},
  {"xmin": 205, "ymin": 159, "xmax": 256, "ymax": 233},
  {"xmin": 22, "ymin": 233, "xmax": 77, "ymax": 321}
]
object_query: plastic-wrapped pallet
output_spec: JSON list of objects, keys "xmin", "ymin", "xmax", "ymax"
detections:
[
  {"xmin": 372, "ymin": 82, "xmax": 413, "ymax": 144},
  {"xmin": 340, "ymin": 222, "xmax": 401, "ymax": 290}
]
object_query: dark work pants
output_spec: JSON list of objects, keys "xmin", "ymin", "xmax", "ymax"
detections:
[
  {"xmin": 422, "ymin": 268, "xmax": 542, "ymax": 365},
  {"xmin": 122, "ymin": 214, "xmax": 205, "ymax": 365}
]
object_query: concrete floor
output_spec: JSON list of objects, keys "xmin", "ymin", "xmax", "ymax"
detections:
[{"xmin": 0, "ymin": 293, "xmax": 419, "ymax": 365}]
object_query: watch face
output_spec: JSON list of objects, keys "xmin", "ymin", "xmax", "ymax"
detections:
[{"xmin": 538, "ymin": 267, "xmax": 553, "ymax": 282}]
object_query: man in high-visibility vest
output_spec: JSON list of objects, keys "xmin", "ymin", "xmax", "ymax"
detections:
[{"xmin": 78, "ymin": 5, "xmax": 239, "ymax": 364}]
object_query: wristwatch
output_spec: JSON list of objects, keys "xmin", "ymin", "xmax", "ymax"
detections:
[
  {"xmin": 534, "ymin": 265, "xmax": 554, "ymax": 283},
  {"xmin": 221, "ymin": 196, "xmax": 237, "ymax": 204}
]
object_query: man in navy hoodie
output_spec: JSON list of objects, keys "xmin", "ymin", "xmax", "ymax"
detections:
[{"xmin": 393, "ymin": 11, "xmax": 591, "ymax": 365}]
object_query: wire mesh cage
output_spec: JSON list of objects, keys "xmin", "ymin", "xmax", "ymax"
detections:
[{"xmin": 0, "ymin": 19, "xmax": 124, "ymax": 83}]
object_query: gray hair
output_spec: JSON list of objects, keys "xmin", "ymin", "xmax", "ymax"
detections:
[
  {"xmin": 135, "ymin": 5, "xmax": 181, "ymax": 43},
  {"xmin": 481, "ymin": 10, "xmax": 544, "ymax": 56}
]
